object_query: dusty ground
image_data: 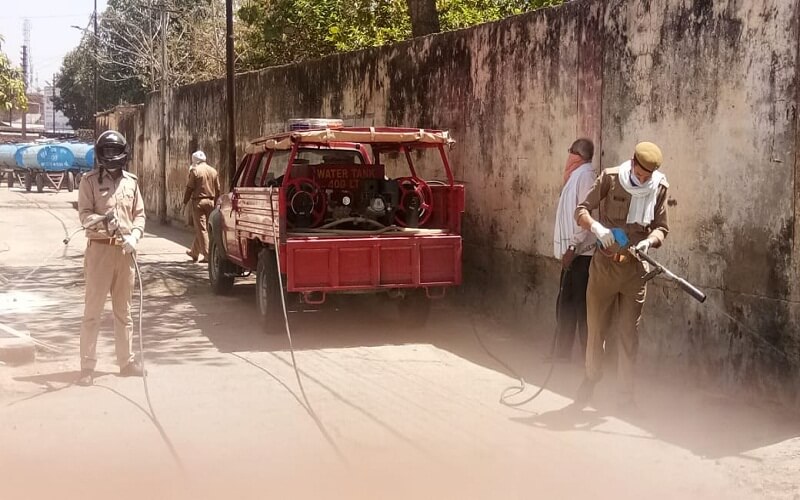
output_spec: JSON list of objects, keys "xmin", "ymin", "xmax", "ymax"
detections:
[{"xmin": 1, "ymin": 187, "xmax": 799, "ymax": 500}]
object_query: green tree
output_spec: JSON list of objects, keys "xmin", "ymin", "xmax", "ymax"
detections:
[
  {"xmin": 54, "ymin": 34, "xmax": 145, "ymax": 129},
  {"xmin": 237, "ymin": 0, "xmax": 565, "ymax": 70},
  {"xmin": 0, "ymin": 36, "xmax": 27, "ymax": 112},
  {"xmin": 55, "ymin": 0, "xmax": 229, "ymax": 128}
]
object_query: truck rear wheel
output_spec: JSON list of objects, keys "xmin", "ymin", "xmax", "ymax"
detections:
[
  {"xmin": 398, "ymin": 291, "xmax": 431, "ymax": 327},
  {"xmin": 65, "ymin": 172, "xmax": 75, "ymax": 192},
  {"xmin": 256, "ymin": 248, "xmax": 283, "ymax": 329},
  {"xmin": 209, "ymin": 237, "xmax": 235, "ymax": 294},
  {"xmin": 24, "ymin": 171, "xmax": 32, "ymax": 192},
  {"xmin": 36, "ymin": 173, "xmax": 45, "ymax": 193}
]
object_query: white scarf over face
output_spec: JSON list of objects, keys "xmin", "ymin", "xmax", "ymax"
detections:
[{"xmin": 617, "ymin": 160, "xmax": 666, "ymax": 225}]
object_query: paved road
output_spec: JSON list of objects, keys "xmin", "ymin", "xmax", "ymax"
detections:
[{"xmin": 1, "ymin": 187, "xmax": 798, "ymax": 500}]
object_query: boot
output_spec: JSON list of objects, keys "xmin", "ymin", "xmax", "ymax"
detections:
[
  {"xmin": 120, "ymin": 360, "xmax": 145, "ymax": 377},
  {"xmin": 573, "ymin": 377, "xmax": 596, "ymax": 408},
  {"xmin": 77, "ymin": 369, "xmax": 94, "ymax": 386}
]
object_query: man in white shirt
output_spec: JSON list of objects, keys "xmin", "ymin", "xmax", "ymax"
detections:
[{"xmin": 552, "ymin": 138, "xmax": 596, "ymax": 361}]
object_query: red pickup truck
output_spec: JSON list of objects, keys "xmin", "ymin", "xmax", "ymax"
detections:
[{"xmin": 207, "ymin": 123, "xmax": 465, "ymax": 327}]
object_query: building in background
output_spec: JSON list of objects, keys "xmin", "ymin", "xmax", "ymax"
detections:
[{"xmin": 43, "ymin": 86, "xmax": 72, "ymax": 134}]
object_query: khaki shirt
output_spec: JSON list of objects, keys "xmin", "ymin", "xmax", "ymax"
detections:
[
  {"xmin": 575, "ymin": 165, "xmax": 669, "ymax": 249},
  {"xmin": 78, "ymin": 169, "xmax": 146, "ymax": 240},
  {"xmin": 183, "ymin": 162, "xmax": 220, "ymax": 204}
]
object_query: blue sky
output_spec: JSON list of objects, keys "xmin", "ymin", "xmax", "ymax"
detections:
[{"xmin": 0, "ymin": 0, "xmax": 108, "ymax": 89}]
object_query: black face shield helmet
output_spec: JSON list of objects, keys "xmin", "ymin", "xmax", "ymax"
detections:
[{"xmin": 95, "ymin": 130, "xmax": 129, "ymax": 170}]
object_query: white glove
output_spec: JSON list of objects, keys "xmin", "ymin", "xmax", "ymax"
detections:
[
  {"xmin": 591, "ymin": 221, "xmax": 615, "ymax": 249},
  {"xmin": 634, "ymin": 239, "xmax": 651, "ymax": 255},
  {"xmin": 122, "ymin": 234, "xmax": 138, "ymax": 255}
]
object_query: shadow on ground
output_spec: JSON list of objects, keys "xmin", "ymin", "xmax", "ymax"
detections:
[{"xmin": 2, "ymin": 221, "xmax": 799, "ymax": 463}]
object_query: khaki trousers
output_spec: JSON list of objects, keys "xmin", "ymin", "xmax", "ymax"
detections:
[
  {"xmin": 189, "ymin": 199, "xmax": 214, "ymax": 259},
  {"xmin": 585, "ymin": 252, "xmax": 647, "ymax": 397},
  {"xmin": 79, "ymin": 242, "xmax": 135, "ymax": 370}
]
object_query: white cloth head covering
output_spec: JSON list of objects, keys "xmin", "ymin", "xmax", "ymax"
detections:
[{"xmin": 191, "ymin": 150, "xmax": 206, "ymax": 165}]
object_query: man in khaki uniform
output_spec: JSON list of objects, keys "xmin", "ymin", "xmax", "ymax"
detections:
[
  {"xmin": 183, "ymin": 150, "xmax": 219, "ymax": 263},
  {"xmin": 573, "ymin": 142, "xmax": 669, "ymax": 409},
  {"xmin": 77, "ymin": 130, "xmax": 146, "ymax": 386}
]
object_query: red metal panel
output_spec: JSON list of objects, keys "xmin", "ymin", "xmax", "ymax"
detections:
[
  {"xmin": 420, "ymin": 244, "xmax": 458, "ymax": 283},
  {"xmin": 289, "ymin": 248, "xmax": 333, "ymax": 288},
  {"xmin": 338, "ymin": 247, "xmax": 373, "ymax": 286},
  {"xmin": 285, "ymin": 235, "xmax": 462, "ymax": 292},
  {"xmin": 379, "ymin": 246, "xmax": 414, "ymax": 285}
]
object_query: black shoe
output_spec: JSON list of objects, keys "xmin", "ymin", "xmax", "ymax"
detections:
[
  {"xmin": 573, "ymin": 378, "xmax": 596, "ymax": 408},
  {"xmin": 77, "ymin": 370, "xmax": 94, "ymax": 386},
  {"xmin": 120, "ymin": 361, "xmax": 145, "ymax": 377}
]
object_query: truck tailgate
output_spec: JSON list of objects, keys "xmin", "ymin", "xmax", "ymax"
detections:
[{"xmin": 285, "ymin": 234, "xmax": 462, "ymax": 292}]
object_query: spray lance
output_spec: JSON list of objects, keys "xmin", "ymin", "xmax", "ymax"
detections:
[{"xmin": 609, "ymin": 227, "xmax": 706, "ymax": 303}]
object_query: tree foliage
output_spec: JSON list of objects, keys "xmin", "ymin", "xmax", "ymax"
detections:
[
  {"xmin": 54, "ymin": 0, "xmax": 566, "ymax": 125},
  {"xmin": 0, "ymin": 36, "xmax": 27, "ymax": 112},
  {"xmin": 54, "ymin": 34, "xmax": 145, "ymax": 129},
  {"xmin": 55, "ymin": 0, "xmax": 230, "ymax": 128},
  {"xmin": 237, "ymin": 0, "xmax": 566, "ymax": 70}
]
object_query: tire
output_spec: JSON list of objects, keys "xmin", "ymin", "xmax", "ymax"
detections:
[
  {"xmin": 6, "ymin": 172, "xmax": 13, "ymax": 188},
  {"xmin": 208, "ymin": 236, "xmax": 235, "ymax": 294},
  {"xmin": 75, "ymin": 172, "xmax": 83, "ymax": 187},
  {"xmin": 397, "ymin": 290, "xmax": 432, "ymax": 327},
  {"xmin": 66, "ymin": 171, "xmax": 75, "ymax": 192},
  {"xmin": 24, "ymin": 171, "xmax": 32, "ymax": 192},
  {"xmin": 256, "ymin": 248, "xmax": 284, "ymax": 329},
  {"xmin": 36, "ymin": 173, "xmax": 45, "ymax": 193}
]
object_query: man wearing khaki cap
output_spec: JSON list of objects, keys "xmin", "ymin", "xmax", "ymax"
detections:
[
  {"xmin": 572, "ymin": 141, "xmax": 670, "ymax": 411},
  {"xmin": 183, "ymin": 150, "xmax": 220, "ymax": 263}
]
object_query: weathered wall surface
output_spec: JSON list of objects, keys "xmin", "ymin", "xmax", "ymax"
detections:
[
  {"xmin": 98, "ymin": 0, "xmax": 800, "ymax": 405},
  {"xmin": 601, "ymin": 0, "xmax": 800, "ymax": 404}
]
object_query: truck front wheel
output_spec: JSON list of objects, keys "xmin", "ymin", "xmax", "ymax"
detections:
[
  {"xmin": 256, "ymin": 248, "xmax": 284, "ymax": 329},
  {"xmin": 209, "ymin": 237, "xmax": 235, "ymax": 294}
]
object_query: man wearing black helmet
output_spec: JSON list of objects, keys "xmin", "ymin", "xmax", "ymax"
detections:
[{"xmin": 76, "ymin": 130, "xmax": 146, "ymax": 386}]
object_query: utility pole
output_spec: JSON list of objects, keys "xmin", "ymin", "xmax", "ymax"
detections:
[
  {"xmin": 93, "ymin": 0, "xmax": 98, "ymax": 136},
  {"xmin": 21, "ymin": 45, "xmax": 28, "ymax": 140},
  {"xmin": 52, "ymin": 75, "xmax": 56, "ymax": 134},
  {"xmin": 158, "ymin": 1, "xmax": 169, "ymax": 223},
  {"xmin": 225, "ymin": 0, "xmax": 235, "ymax": 186}
]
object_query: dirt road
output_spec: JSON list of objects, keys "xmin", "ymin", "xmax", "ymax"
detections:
[{"xmin": 1, "ymin": 187, "xmax": 798, "ymax": 500}]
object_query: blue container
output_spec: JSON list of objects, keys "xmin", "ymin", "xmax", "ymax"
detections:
[
  {"xmin": 20, "ymin": 145, "xmax": 76, "ymax": 171},
  {"xmin": 14, "ymin": 145, "xmax": 33, "ymax": 168},
  {"xmin": 0, "ymin": 144, "xmax": 24, "ymax": 168},
  {"xmin": 60, "ymin": 143, "xmax": 94, "ymax": 170}
]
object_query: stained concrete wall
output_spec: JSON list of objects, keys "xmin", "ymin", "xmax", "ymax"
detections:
[{"xmin": 97, "ymin": 0, "xmax": 800, "ymax": 405}]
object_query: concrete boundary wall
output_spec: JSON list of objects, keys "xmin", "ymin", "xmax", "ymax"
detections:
[{"xmin": 97, "ymin": 0, "xmax": 800, "ymax": 406}]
